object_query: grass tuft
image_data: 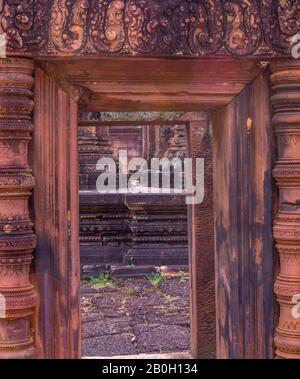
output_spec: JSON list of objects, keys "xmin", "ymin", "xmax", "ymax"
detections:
[
  {"xmin": 147, "ymin": 273, "xmax": 168, "ymax": 287},
  {"xmin": 164, "ymin": 294, "xmax": 178, "ymax": 303},
  {"xmin": 178, "ymin": 271, "xmax": 187, "ymax": 283},
  {"xmin": 89, "ymin": 273, "xmax": 116, "ymax": 289}
]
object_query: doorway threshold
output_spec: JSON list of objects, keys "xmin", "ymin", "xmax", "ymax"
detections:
[{"xmin": 82, "ymin": 351, "xmax": 191, "ymax": 360}]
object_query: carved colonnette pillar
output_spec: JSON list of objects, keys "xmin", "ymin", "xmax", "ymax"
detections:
[
  {"xmin": 0, "ymin": 58, "xmax": 35, "ymax": 358},
  {"xmin": 271, "ymin": 60, "xmax": 300, "ymax": 359}
]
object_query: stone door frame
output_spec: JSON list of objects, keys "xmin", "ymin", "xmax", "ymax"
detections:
[
  {"xmin": 0, "ymin": 54, "xmax": 299, "ymax": 361},
  {"xmin": 0, "ymin": 58, "xmax": 282, "ymax": 358},
  {"xmin": 30, "ymin": 58, "xmax": 277, "ymax": 359},
  {"xmin": 1, "ymin": 0, "xmax": 299, "ymax": 360}
]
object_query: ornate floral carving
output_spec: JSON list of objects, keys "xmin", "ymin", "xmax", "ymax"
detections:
[
  {"xmin": 126, "ymin": 0, "xmax": 187, "ymax": 54},
  {"xmin": 278, "ymin": 0, "xmax": 300, "ymax": 37},
  {"xmin": 223, "ymin": 0, "xmax": 262, "ymax": 56},
  {"xmin": 188, "ymin": 0, "xmax": 223, "ymax": 55},
  {"xmin": 0, "ymin": 1, "xmax": 299, "ymax": 57},
  {"xmin": 50, "ymin": 0, "xmax": 89, "ymax": 53},
  {"xmin": 261, "ymin": 0, "xmax": 300, "ymax": 54},
  {"xmin": 0, "ymin": 0, "xmax": 51, "ymax": 51},
  {"xmin": 89, "ymin": 0, "xmax": 125, "ymax": 52}
]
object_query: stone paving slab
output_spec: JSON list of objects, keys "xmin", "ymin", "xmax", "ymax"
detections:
[{"xmin": 81, "ymin": 277, "xmax": 190, "ymax": 357}]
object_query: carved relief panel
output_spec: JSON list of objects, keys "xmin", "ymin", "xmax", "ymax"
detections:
[{"xmin": 0, "ymin": 1, "xmax": 299, "ymax": 57}]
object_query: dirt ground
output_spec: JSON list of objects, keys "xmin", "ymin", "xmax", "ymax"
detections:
[{"xmin": 81, "ymin": 276, "xmax": 190, "ymax": 357}]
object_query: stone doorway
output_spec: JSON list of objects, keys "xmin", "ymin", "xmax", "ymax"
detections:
[
  {"xmin": 1, "ymin": 1, "xmax": 298, "ymax": 360},
  {"xmin": 24, "ymin": 57, "xmax": 274, "ymax": 359},
  {"xmin": 77, "ymin": 112, "xmax": 213, "ymax": 357}
]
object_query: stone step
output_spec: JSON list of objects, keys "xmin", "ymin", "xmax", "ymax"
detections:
[
  {"xmin": 110, "ymin": 265, "xmax": 158, "ymax": 278},
  {"xmin": 81, "ymin": 264, "xmax": 110, "ymax": 279},
  {"xmin": 81, "ymin": 263, "xmax": 189, "ymax": 279},
  {"xmin": 159, "ymin": 265, "xmax": 189, "ymax": 276}
]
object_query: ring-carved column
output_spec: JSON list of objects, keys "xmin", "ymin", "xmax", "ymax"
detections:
[
  {"xmin": 271, "ymin": 60, "xmax": 300, "ymax": 359},
  {"xmin": 0, "ymin": 58, "xmax": 35, "ymax": 358}
]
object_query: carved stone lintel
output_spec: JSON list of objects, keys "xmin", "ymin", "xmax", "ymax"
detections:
[
  {"xmin": 0, "ymin": 1, "xmax": 299, "ymax": 58},
  {"xmin": 0, "ymin": 58, "xmax": 36, "ymax": 359},
  {"xmin": 271, "ymin": 60, "xmax": 300, "ymax": 359}
]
